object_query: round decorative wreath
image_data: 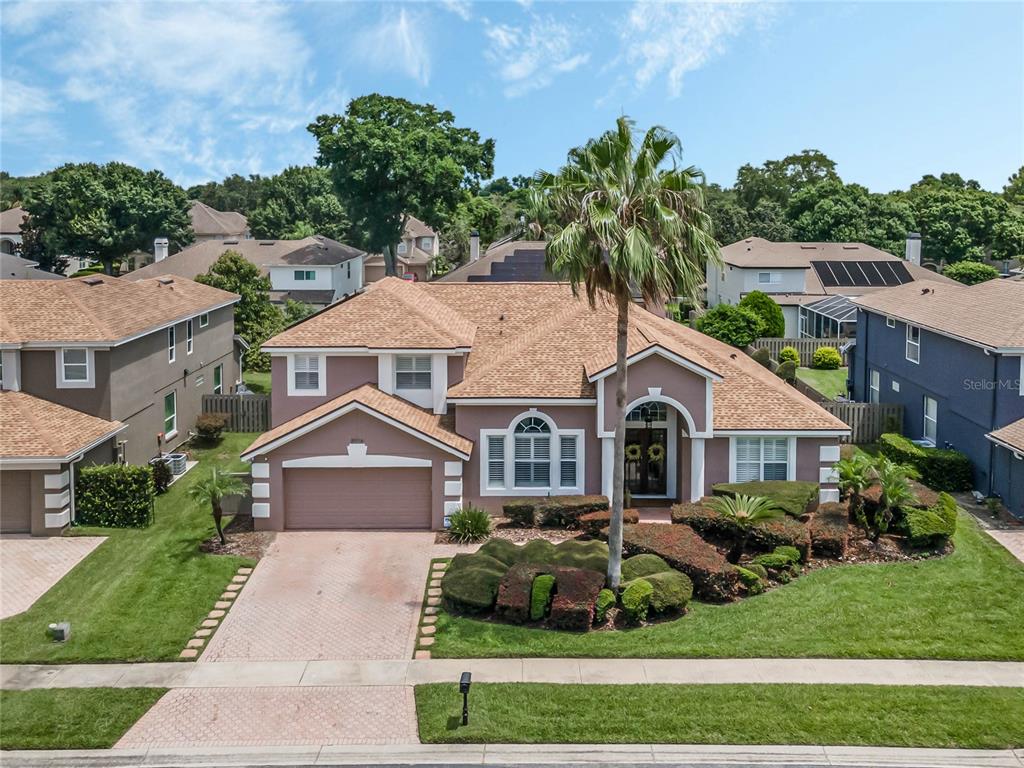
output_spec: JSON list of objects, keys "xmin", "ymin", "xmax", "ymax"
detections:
[
  {"xmin": 624, "ymin": 443, "xmax": 642, "ymax": 461},
  {"xmin": 647, "ymin": 443, "xmax": 666, "ymax": 463}
]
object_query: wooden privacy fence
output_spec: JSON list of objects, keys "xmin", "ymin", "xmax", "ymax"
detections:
[
  {"xmin": 752, "ymin": 337, "xmax": 848, "ymax": 366},
  {"xmin": 203, "ymin": 394, "xmax": 270, "ymax": 432},
  {"xmin": 821, "ymin": 402, "xmax": 903, "ymax": 444}
]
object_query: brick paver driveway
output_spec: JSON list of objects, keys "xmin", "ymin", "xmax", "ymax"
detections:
[
  {"xmin": 0, "ymin": 536, "xmax": 105, "ymax": 619},
  {"xmin": 201, "ymin": 531, "xmax": 447, "ymax": 662}
]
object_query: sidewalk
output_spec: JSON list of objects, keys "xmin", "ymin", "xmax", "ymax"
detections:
[
  {"xmin": 2, "ymin": 743, "xmax": 1022, "ymax": 768},
  {"xmin": 4, "ymin": 657, "xmax": 1023, "ymax": 690}
]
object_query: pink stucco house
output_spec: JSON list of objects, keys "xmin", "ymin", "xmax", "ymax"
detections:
[{"xmin": 241, "ymin": 277, "xmax": 849, "ymax": 530}]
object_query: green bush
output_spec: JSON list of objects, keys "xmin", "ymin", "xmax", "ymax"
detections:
[
  {"xmin": 150, "ymin": 459, "xmax": 172, "ymax": 495},
  {"xmin": 537, "ymin": 495, "xmax": 609, "ymax": 528},
  {"xmin": 548, "ymin": 539, "xmax": 609, "ymax": 572},
  {"xmin": 751, "ymin": 548, "xmax": 799, "ymax": 573},
  {"xmin": 905, "ymin": 492, "xmax": 959, "ymax": 547},
  {"xmin": 643, "ymin": 571, "xmax": 693, "ymax": 614},
  {"xmin": 778, "ymin": 346, "xmax": 801, "ymax": 365},
  {"xmin": 621, "ymin": 554, "xmax": 672, "ymax": 581},
  {"xmin": 441, "ymin": 553, "xmax": 507, "ymax": 613},
  {"xmin": 446, "ymin": 505, "xmax": 493, "ymax": 543},
  {"xmin": 503, "ymin": 500, "xmax": 536, "ymax": 527},
  {"xmin": 811, "ymin": 346, "xmax": 842, "ymax": 370},
  {"xmin": 739, "ymin": 291, "xmax": 785, "ymax": 337},
  {"xmin": 195, "ymin": 413, "xmax": 227, "ymax": 442},
  {"xmin": 75, "ymin": 464, "xmax": 155, "ymax": 528},
  {"xmin": 475, "ymin": 538, "xmax": 609, "ymax": 573},
  {"xmin": 595, "ymin": 588, "xmax": 616, "ymax": 623},
  {"xmin": 745, "ymin": 563, "xmax": 768, "ymax": 579},
  {"xmin": 712, "ymin": 481, "xmax": 819, "ymax": 517},
  {"xmin": 773, "ymin": 545, "xmax": 803, "ymax": 564},
  {"xmin": 476, "ymin": 538, "xmax": 522, "ymax": 565},
  {"xmin": 530, "ymin": 574, "xmax": 556, "ymax": 621},
  {"xmin": 878, "ymin": 433, "xmax": 973, "ymax": 492},
  {"xmin": 696, "ymin": 304, "xmax": 766, "ymax": 348},
  {"xmin": 944, "ymin": 260, "xmax": 1000, "ymax": 285},
  {"xmin": 736, "ymin": 566, "xmax": 764, "ymax": 595},
  {"xmin": 750, "ymin": 347, "xmax": 772, "ymax": 368},
  {"xmin": 621, "ymin": 579, "xmax": 653, "ymax": 623},
  {"xmin": 776, "ymin": 360, "xmax": 797, "ymax": 382}
]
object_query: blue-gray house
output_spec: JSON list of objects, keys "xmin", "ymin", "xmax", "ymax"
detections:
[{"xmin": 849, "ymin": 279, "xmax": 1024, "ymax": 518}]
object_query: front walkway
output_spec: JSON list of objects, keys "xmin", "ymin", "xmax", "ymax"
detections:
[
  {"xmin": 988, "ymin": 530, "xmax": 1024, "ymax": 564},
  {"xmin": 0, "ymin": 535, "xmax": 106, "ymax": 619}
]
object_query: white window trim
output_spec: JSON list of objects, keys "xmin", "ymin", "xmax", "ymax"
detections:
[
  {"xmin": 886, "ymin": 317, "xmax": 896, "ymax": 328},
  {"xmin": 213, "ymin": 363, "xmax": 224, "ymax": 395},
  {"xmin": 286, "ymin": 353, "xmax": 326, "ymax": 396},
  {"xmin": 394, "ymin": 354, "xmax": 432, "ymax": 391},
  {"xmin": 186, "ymin": 319, "xmax": 194, "ymax": 355},
  {"xmin": 923, "ymin": 396, "xmax": 938, "ymax": 446},
  {"xmin": 869, "ymin": 369, "xmax": 880, "ymax": 404},
  {"xmin": 168, "ymin": 326, "xmax": 176, "ymax": 364},
  {"xmin": 905, "ymin": 324, "xmax": 920, "ymax": 364},
  {"xmin": 478, "ymin": 411, "xmax": 585, "ymax": 497},
  {"xmin": 55, "ymin": 348, "xmax": 95, "ymax": 389},
  {"xmin": 163, "ymin": 391, "xmax": 177, "ymax": 440},
  {"xmin": 728, "ymin": 436, "xmax": 796, "ymax": 483},
  {"xmin": 199, "ymin": 312, "xmax": 209, "ymax": 328}
]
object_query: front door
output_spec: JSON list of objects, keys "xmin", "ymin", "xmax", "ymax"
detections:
[{"xmin": 625, "ymin": 427, "xmax": 668, "ymax": 496}]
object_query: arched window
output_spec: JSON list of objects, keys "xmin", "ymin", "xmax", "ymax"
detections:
[
  {"xmin": 513, "ymin": 417, "xmax": 551, "ymax": 487},
  {"xmin": 626, "ymin": 402, "xmax": 667, "ymax": 424}
]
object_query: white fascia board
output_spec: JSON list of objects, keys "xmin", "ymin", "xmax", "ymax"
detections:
[
  {"xmin": 242, "ymin": 401, "xmax": 470, "ymax": 461},
  {"xmin": 986, "ymin": 433, "xmax": 1024, "ymax": 458},
  {"xmin": 586, "ymin": 345, "xmax": 724, "ymax": 384},
  {"xmin": 446, "ymin": 398, "xmax": 597, "ymax": 405},
  {"xmin": 264, "ymin": 346, "xmax": 472, "ymax": 355},
  {"xmin": 715, "ymin": 429, "xmax": 851, "ymax": 437}
]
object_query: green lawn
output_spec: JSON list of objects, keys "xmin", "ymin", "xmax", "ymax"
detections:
[
  {"xmin": 0, "ymin": 688, "xmax": 167, "ymax": 750},
  {"xmin": 415, "ymin": 683, "xmax": 1024, "ymax": 748},
  {"xmin": 243, "ymin": 370, "xmax": 271, "ymax": 394},
  {"xmin": 432, "ymin": 512, "xmax": 1024, "ymax": 660},
  {"xmin": 796, "ymin": 366, "xmax": 848, "ymax": 399},
  {"xmin": 0, "ymin": 434, "xmax": 257, "ymax": 664}
]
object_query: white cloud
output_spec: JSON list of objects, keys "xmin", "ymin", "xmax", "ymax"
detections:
[
  {"xmin": 356, "ymin": 8, "xmax": 432, "ymax": 86},
  {"xmin": 1, "ymin": 76, "xmax": 61, "ymax": 144},
  {"xmin": 0, "ymin": 1, "xmax": 64, "ymax": 34},
  {"xmin": 621, "ymin": 0, "xmax": 775, "ymax": 96},
  {"xmin": 484, "ymin": 14, "xmax": 590, "ymax": 98},
  {"xmin": 440, "ymin": 0, "xmax": 472, "ymax": 21}
]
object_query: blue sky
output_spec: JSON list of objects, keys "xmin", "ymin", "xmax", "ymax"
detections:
[{"xmin": 2, "ymin": 1, "xmax": 1021, "ymax": 192}]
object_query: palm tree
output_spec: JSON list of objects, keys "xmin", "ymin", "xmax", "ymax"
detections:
[
  {"xmin": 705, "ymin": 494, "xmax": 785, "ymax": 563},
  {"xmin": 188, "ymin": 468, "xmax": 247, "ymax": 545},
  {"xmin": 835, "ymin": 453, "xmax": 874, "ymax": 526},
  {"xmin": 872, "ymin": 458, "xmax": 918, "ymax": 540},
  {"xmin": 535, "ymin": 116, "xmax": 719, "ymax": 588}
]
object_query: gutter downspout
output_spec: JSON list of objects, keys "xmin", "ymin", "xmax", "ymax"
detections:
[{"xmin": 988, "ymin": 351, "xmax": 998, "ymax": 497}]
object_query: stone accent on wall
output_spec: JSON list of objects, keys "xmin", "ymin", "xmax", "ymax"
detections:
[
  {"xmin": 443, "ymin": 460, "xmax": 463, "ymax": 527},
  {"xmin": 818, "ymin": 443, "xmax": 841, "ymax": 504}
]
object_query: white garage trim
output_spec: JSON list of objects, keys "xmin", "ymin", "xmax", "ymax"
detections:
[
  {"xmin": 252, "ymin": 502, "xmax": 270, "ymax": 518},
  {"xmin": 45, "ymin": 509, "xmax": 71, "ymax": 528},
  {"xmin": 251, "ymin": 462, "xmax": 270, "ymax": 479},
  {"xmin": 282, "ymin": 455, "xmax": 432, "ymax": 469}
]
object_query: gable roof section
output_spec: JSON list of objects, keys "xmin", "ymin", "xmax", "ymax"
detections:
[
  {"xmin": 1, "ymin": 252, "xmax": 64, "ymax": 281},
  {"xmin": 241, "ymin": 384, "xmax": 472, "ymax": 459},
  {"xmin": 0, "ymin": 274, "xmax": 237, "ymax": 345},
  {"xmin": 435, "ymin": 240, "xmax": 553, "ymax": 283},
  {"xmin": 264, "ymin": 277, "xmax": 476, "ymax": 350},
  {"xmin": 0, "ymin": 206, "xmax": 28, "ymax": 234},
  {"xmin": 189, "ymin": 201, "xmax": 248, "ymax": 237},
  {"xmin": 403, "ymin": 216, "xmax": 437, "ymax": 240},
  {"xmin": 0, "ymin": 391, "xmax": 126, "ymax": 460},
  {"xmin": 128, "ymin": 236, "xmax": 365, "ymax": 282},
  {"xmin": 853, "ymin": 279, "xmax": 1024, "ymax": 350},
  {"xmin": 988, "ymin": 417, "xmax": 1024, "ymax": 454}
]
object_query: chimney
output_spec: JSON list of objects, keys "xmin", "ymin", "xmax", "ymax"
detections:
[
  {"xmin": 469, "ymin": 230, "xmax": 480, "ymax": 262},
  {"xmin": 154, "ymin": 237, "xmax": 169, "ymax": 262},
  {"xmin": 904, "ymin": 232, "xmax": 921, "ymax": 266}
]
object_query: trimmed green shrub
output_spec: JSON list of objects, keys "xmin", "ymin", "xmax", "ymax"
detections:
[
  {"xmin": 778, "ymin": 346, "xmax": 801, "ymax": 365},
  {"xmin": 503, "ymin": 500, "xmax": 536, "ymax": 527},
  {"xmin": 195, "ymin": 413, "xmax": 227, "ymax": 442},
  {"xmin": 776, "ymin": 360, "xmax": 798, "ymax": 382},
  {"xmin": 750, "ymin": 552, "xmax": 793, "ymax": 571},
  {"xmin": 549, "ymin": 539, "xmax": 609, "ymax": 572},
  {"xmin": 595, "ymin": 588, "xmax": 616, "ymax": 623},
  {"xmin": 476, "ymin": 538, "xmax": 522, "ymax": 565},
  {"xmin": 695, "ymin": 304, "xmax": 766, "ymax": 348},
  {"xmin": 750, "ymin": 347, "xmax": 772, "ymax": 368},
  {"xmin": 810, "ymin": 502, "xmax": 850, "ymax": 559},
  {"xmin": 150, "ymin": 459, "xmax": 172, "ymax": 495},
  {"xmin": 519, "ymin": 538, "xmax": 558, "ymax": 565},
  {"xmin": 811, "ymin": 346, "xmax": 842, "ymax": 370},
  {"xmin": 496, "ymin": 563, "xmax": 546, "ymax": 623},
  {"xmin": 745, "ymin": 563, "xmax": 768, "ymax": 579},
  {"xmin": 621, "ymin": 554, "xmax": 672, "ymax": 581},
  {"xmin": 537, "ymin": 495, "xmax": 609, "ymax": 528},
  {"xmin": 878, "ymin": 433, "xmax": 973, "ymax": 492},
  {"xmin": 944, "ymin": 260, "xmax": 1000, "ymax": 285},
  {"xmin": 577, "ymin": 507, "xmax": 639, "ymax": 537},
  {"xmin": 446, "ymin": 505, "xmax": 493, "ymax": 543},
  {"xmin": 739, "ymin": 290, "xmax": 785, "ymax": 337},
  {"xmin": 736, "ymin": 566, "xmax": 764, "ymax": 595},
  {"xmin": 905, "ymin": 492, "xmax": 959, "ymax": 547},
  {"xmin": 621, "ymin": 579, "xmax": 653, "ymax": 623},
  {"xmin": 643, "ymin": 570, "xmax": 693, "ymax": 614},
  {"xmin": 621, "ymin": 523, "xmax": 739, "ymax": 601},
  {"xmin": 773, "ymin": 545, "xmax": 802, "ymax": 564},
  {"xmin": 672, "ymin": 498, "xmax": 810, "ymax": 557},
  {"xmin": 712, "ymin": 481, "xmax": 819, "ymax": 517},
  {"xmin": 441, "ymin": 554, "xmax": 507, "ymax": 613},
  {"xmin": 530, "ymin": 574, "xmax": 556, "ymax": 621},
  {"xmin": 75, "ymin": 464, "xmax": 155, "ymax": 528}
]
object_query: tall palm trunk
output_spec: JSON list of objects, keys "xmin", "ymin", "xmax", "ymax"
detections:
[
  {"xmin": 213, "ymin": 501, "xmax": 226, "ymax": 545},
  {"xmin": 608, "ymin": 289, "xmax": 630, "ymax": 590}
]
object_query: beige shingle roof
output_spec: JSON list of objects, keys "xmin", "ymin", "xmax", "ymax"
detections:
[
  {"xmin": 242, "ymin": 384, "xmax": 472, "ymax": 457},
  {"xmin": 0, "ymin": 274, "xmax": 237, "ymax": 345},
  {"xmin": 264, "ymin": 277, "xmax": 476, "ymax": 350},
  {"xmin": 270, "ymin": 278, "xmax": 846, "ymax": 431},
  {"xmin": 852, "ymin": 279, "xmax": 1024, "ymax": 349},
  {"xmin": 0, "ymin": 391, "xmax": 125, "ymax": 459},
  {"xmin": 189, "ymin": 201, "xmax": 248, "ymax": 237},
  {"xmin": 0, "ymin": 207, "xmax": 27, "ymax": 234},
  {"xmin": 989, "ymin": 418, "xmax": 1024, "ymax": 453},
  {"xmin": 403, "ymin": 216, "xmax": 437, "ymax": 240}
]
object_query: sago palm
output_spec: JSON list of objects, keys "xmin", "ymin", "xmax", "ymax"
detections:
[
  {"xmin": 872, "ymin": 458, "xmax": 918, "ymax": 539},
  {"xmin": 188, "ymin": 467, "xmax": 247, "ymax": 545},
  {"xmin": 835, "ymin": 453, "xmax": 874, "ymax": 526},
  {"xmin": 534, "ymin": 116, "xmax": 719, "ymax": 588},
  {"xmin": 705, "ymin": 494, "xmax": 784, "ymax": 563}
]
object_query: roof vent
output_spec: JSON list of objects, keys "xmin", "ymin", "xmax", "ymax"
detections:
[
  {"xmin": 259, "ymin": 241, "xmax": 275, "ymax": 246},
  {"xmin": 842, "ymin": 245, "xmax": 859, "ymax": 250},
  {"xmin": 800, "ymin": 245, "xmax": 817, "ymax": 250},
  {"xmin": 83, "ymin": 277, "xmax": 104, "ymax": 286},
  {"xmin": 223, "ymin": 239, "xmax": 239, "ymax": 245},
  {"xmin": 157, "ymin": 278, "xmax": 174, "ymax": 285}
]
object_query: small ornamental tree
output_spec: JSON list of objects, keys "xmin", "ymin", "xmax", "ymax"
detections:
[
  {"xmin": 943, "ymin": 260, "xmax": 1000, "ymax": 285},
  {"xmin": 188, "ymin": 468, "xmax": 247, "ymax": 545},
  {"xmin": 696, "ymin": 304, "xmax": 765, "ymax": 348},
  {"xmin": 739, "ymin": 290, "xmax": 785, "ymax": 337}
]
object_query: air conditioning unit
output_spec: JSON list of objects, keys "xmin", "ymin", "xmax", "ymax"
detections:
[{"xmin": 163, "ymin": 452, "xmax": 188, "ymax": 475}]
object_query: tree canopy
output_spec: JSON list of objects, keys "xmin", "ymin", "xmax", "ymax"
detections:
[
  {"xmin": 247, "ymin": 166, "xmax": 350, "ymax": 241},
  {"xmin": 186, "ymin": 174, "xmax": 267, "ymax": 213},
  {"xmin": 309, "ymin": 93, "xmax": 495, "ymax": 274}
]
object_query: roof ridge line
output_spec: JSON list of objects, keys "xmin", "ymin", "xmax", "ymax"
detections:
[{"xmin": 387, "ymin": 280, "xmax": 476, "ymax": 345}]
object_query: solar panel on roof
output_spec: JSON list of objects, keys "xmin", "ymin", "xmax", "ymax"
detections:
[{"xmin": 811, "ymin": 260, "xmax": 914, "ymax": 288}]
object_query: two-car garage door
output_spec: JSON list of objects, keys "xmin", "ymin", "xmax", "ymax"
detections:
[{"xmin": 283, "ymin": 467, "xmax": 432, "ymax": 530}]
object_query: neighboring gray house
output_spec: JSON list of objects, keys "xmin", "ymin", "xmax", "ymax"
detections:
[
  {"xmin": 0, "ymin": 206, "xmax": 27, "ymax": 255},
  {"xmin": 707, "ymin": 235, "xmax": 957, "ymax": 338},
  {"xmin": 436, "ymin": 238, "xmax": 554, "ymax": 283},
  {"xmin": 0, "ymin": 274, "xmax": 240, "ymax": 535},
  {"xmin": 128, "ymin": 236, "xmax": 365, "ymax": 309},
  {"xmin": 190, "ymin": 200, "xmax": 250, "ymax": 243},
  {"xmin": 1, "ymin": 253, "xmax": 63, "ymax": 281},
  {"xmin": 850, "ymin": 278, "xmax": 1024, "ymax": 516}
]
